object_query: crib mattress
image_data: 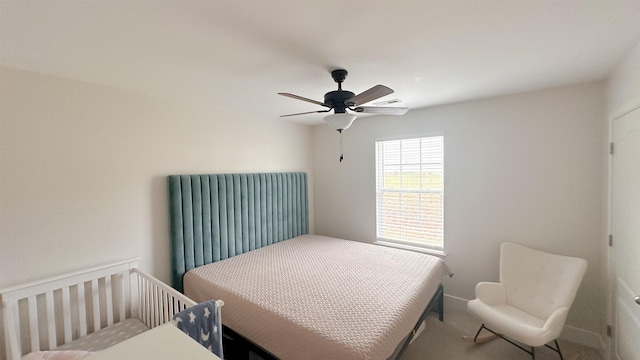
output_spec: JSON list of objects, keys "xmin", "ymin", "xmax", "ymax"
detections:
[
  {"xmin": 184, "ymin": 234, "xmax": 452, "ymax": 360},
  {"xmin": 56, "ymin": 318, "xmax": 149, "ymax": 351}
]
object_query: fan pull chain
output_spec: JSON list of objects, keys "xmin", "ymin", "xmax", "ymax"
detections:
[{"xmin": 339, "ymin": 130, "xmax": 344, "ymax": 162}]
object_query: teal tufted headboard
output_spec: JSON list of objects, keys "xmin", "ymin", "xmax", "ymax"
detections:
[{"xmin": 168, "ymin": 172, "xmax": 309, "ymax": 291}]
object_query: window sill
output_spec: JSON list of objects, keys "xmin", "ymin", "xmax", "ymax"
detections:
[{"xmin": 374, "ymin": 240, "xmax": 446, "ymax": 258}]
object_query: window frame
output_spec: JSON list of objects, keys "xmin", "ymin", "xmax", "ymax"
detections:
[{"xmin": 374, "ymin": 133, "xmax": 445, "ymax": 255}]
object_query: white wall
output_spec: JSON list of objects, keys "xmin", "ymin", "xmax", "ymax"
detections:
[
  {"xmin": 312, "ymin": 82, "xmax": 606, "ymax": 340},
  {"xmin": 0, "ymin": 66, "xmax": 314, "ymax": 290}
]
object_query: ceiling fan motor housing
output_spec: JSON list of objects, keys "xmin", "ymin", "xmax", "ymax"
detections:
[
  {"xmin": 325, "ymin": 69, "xmax": 353, "ymax": 113},
  {"xmin": 324, "ymin": 90, "xmax": 355, "ymax": 113}
]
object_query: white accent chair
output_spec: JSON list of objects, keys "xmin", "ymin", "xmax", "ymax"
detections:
[{"xmin": 467, "ymin": 242, "xmax": 587, "ymax": 359}]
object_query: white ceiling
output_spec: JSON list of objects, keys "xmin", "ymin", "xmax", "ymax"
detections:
[{"xmin": 2, "ymin": 1, "xmax": 640, "ymax": 125}]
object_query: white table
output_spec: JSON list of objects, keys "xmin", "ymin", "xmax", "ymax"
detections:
[{"xmin": 89, "ymin": 324, "xmax": 222, "ymax": 360}]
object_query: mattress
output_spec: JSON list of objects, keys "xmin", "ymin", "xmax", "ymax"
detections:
[
  {"xmin": 184, "ymin": 234, "xmax": 453, "ymax": 360},
  {"xmin": 56, "ymin": 318, "xmax": 149, "ymax": 351}
]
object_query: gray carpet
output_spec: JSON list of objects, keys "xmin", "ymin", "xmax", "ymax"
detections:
[{"xmin": 400, "ymin": 306, "xmax": 602, "ymax": 360}]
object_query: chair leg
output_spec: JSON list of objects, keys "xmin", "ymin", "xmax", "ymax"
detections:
[
  {"xmin": 544, "ymin": 339, "xmax": 563, "ymax": 360},
  {"xmin": 556, "ymin": 340, "xmax": 563, "ymax": 360},
  {"xmin": 473, "ymin": 324, "xmax": 486, "ymax": 343},
  {"xmin": 472, "ymin": 325, "xmax": 563, "ymax": 360},
  {"xmin": 463, "ymin": 324, "xmax": 496, "ymax": 343},
  {"xmin": 474, "ymin": 324, "xmax": 536, "ymax": 358}
]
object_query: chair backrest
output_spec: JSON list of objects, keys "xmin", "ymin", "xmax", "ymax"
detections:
[{"xmin": 499, "ymin": 242, "xmax": 587, "ymax": 320}]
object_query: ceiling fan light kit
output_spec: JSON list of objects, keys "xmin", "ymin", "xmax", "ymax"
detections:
[
  {"xmin": 279, "ymin": 69, "xmax": 409, "ymax": 161},
  {"xmin": 324, "ymin": 113, "xmax": 357, "ymax": 132}
]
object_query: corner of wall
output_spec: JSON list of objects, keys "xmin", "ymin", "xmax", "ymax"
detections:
[{"xmin": 606, "ymin": 41, "xmax": 640, "ymax": 117}]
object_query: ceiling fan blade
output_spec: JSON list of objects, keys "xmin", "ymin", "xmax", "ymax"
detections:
[
  {"xmin": 280, "ymin": 109, "xmax": 331, "ymax": 117},
  {"xmin": 278, "ymin": 93, "xmax": 331, "ymax": 108},
  {"xmin": 354, "ymin": 106, "xmax": 409, "ymax": 115},
  {"xmin": 346, "ymin": 85, "xmax": 394, "ymax": 106}
]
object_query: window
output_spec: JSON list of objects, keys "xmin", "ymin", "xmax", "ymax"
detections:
[{"xmin": 375, "ymin": 135, "xmax": 444, "ymax": 251}]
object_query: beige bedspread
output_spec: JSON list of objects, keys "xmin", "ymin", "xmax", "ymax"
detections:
[{"xmin": 184, "ymin": 234, "xmax": 452, "ymax": 360}]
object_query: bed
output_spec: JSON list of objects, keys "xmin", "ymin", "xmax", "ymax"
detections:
[
  {"xmin": 1, "ymin": 258, "xmax": 217, "ymax": 360},
  {"xmin": 169, "ymin": 172, "xmax": 453, "ymax": 360}
]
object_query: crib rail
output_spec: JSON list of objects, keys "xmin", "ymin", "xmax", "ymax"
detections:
[
  {"xmin": 1, "ymin": 259, "xmax": 199, "ymax": 360},
  {"xmin": 131, "ymin": 268, "xmax": 196, "ymax": 328}
]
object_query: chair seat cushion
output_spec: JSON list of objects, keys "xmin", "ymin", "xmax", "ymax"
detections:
[{"xmin": 467, "ymin": 299, "xmax": 554, "ymax": 346}]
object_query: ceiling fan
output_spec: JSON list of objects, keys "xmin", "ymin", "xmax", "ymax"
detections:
[{"xmin": 278, "ymin": 69, "xmax": 409, "ymax": 132}]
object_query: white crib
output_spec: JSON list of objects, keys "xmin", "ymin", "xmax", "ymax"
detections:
[{"xmin": 1, "ymin": 259, "xmax": 197, "ymax": 360}]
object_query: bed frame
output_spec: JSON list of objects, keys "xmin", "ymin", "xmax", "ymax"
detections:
[
  {"xmin": 1, "ymin": 259, "xmax": 197, "ymax": 360},
  {"xmin": 168, "ymin": 172, "xmax": 443, "ymax": 359}
]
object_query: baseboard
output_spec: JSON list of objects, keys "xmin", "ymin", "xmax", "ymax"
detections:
[
  {"xmin": 561, "ymin": 324, "xmax": 605, "ymax": 353},
  {"xmin": 443, "ymin": 294, "xmax": 605, "ymax": 352}
]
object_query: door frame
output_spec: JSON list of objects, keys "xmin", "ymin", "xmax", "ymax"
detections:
[{"xmin": 607, "ymin": 102, "xmax": 640, "ymax": 360}]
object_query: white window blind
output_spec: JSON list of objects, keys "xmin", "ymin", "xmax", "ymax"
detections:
[{"xmin": 375, "ymin": 135, "xmax": 444, "ymax": 251}]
